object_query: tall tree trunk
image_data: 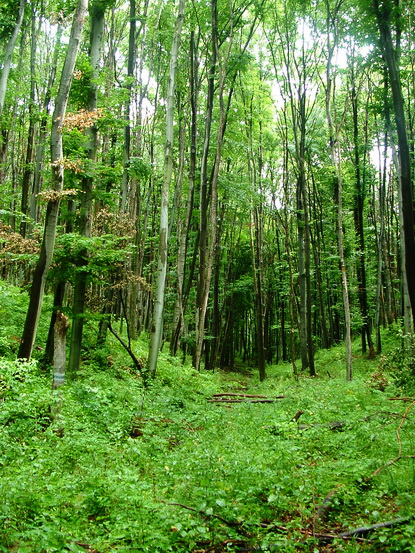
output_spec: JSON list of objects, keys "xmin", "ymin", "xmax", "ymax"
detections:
[
  {"xmin": 374, "ymin": 0, "xmax": 415, "ymax": 330},
  {"xmin": 18, "ymin": 0, "xmax": 88, "ymax": 361},
  {"xmin": 350, "ymin": 59, "xmax": 374, "ymax": 356},
  {"xmin": 120, "ymin": 0, "xmax": 137, "ymax": 213},
  {"xmin": 251, "ymin": 205, "xmax": 266, "ymax": 381},
  {"xmin": 295, "ymin": 96, "xmax": 314, "ymax": 375},
  {"xmin": 147, "ymin": 0, "xmax": 186, "ymax": 376},
  {"xmin": 324, "ymin": 2, "xmax": 353, "ymax": 380},
  {"xmin": 20, "ymin": 5, "xmax": 37, "ymax": 238},
  {"xmin": 170, "ymin": 31, "xmax": 198, "ymax": 356},
  {"xmin": 68, "ymin": 1, "xmax": 105, "ymax": 377},
  {"xmin": 29, "ymin": 26, "xmax": 62, "ymax": 231},
  {"xmin": 193, "ymin": 0, "xmax": 219, "ymax": 372},
  {"xmin": 0, "ymin": 0, "xmax": 26, "ymax": 116}
]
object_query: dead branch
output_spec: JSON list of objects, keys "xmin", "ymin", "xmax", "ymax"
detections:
[
  {"xmin": 388, "ymin": 397, "xmax": 415, "ymax": 402},
  {"xmin": 370, "ymin": 400, "xmax": 415, "ymax": 478},
  {"xmin": 313, "ymin": 484, "xmax": 342, "ymax": 526},
  {"xmin": 370, "ymin": 454, "xmax": 415, "ymax": 478},
  {"xmin": 292, "ymin": 410, "xmax": 303, "ymax": 422},
  {"xmin": 212, "ymin": 393, "xmax": 268, "ymax": 398},
  {"xmin": 339, "ymin": 517, "xmax": 412, "ymax": 538},
  {"xmin": 209, "ymin": 395, "xmax": 285, "ymax": 404},
  {"xmin": 108, "ymin": 322, "xmax": 146, "ymax": 380}
]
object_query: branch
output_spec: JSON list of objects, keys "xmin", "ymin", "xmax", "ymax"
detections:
[
  {"xmin": 167, "ymin": 502, "xmax": 250, "ymax": 536},
  {"xmin": 108, "ymin": 321, "xmax": 146, "ymax": 381},
  {"xmin": 340, "ymin": 517, "xmax": 412, "ymax": 538}
]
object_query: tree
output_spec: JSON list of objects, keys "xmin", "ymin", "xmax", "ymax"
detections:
[
  {"xmin": 67, "ymin": 0, "xmax": 107, "ymax": 377},
  {"xmin": 18, "ymin": 0, "xmax": 89, "ymax": 361},
  {"xmin": 0, "ymin": 0, "xmax": 26, "ymax": 117},
  {"xmin": 373, "ymin": 0, "xmax": 415, "ymax": 331},
  {"xmin": 147, "ymin": 0, "xmax": 186, "ymax": 376},
  {"xmin": 324, "ymin": 0, "xmax": 353, "ymax": 380}
]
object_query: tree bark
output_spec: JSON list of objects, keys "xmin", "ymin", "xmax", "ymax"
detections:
[
  {"xmin": 20, "ymin": 5, "xmax": 37, "ymax": 239},
  {"xmin": 120, "ymin": 0, "xmax": 137, "ymax": 213},
  {"xmin": 350, "ymin": 58, "xmax": 374, "ymax": 355},
  {"xmin": 147, "ymin": 0, "xmax": 186, "ymax": 376},
  {"xmin": 374, "ymin": 0, "xmax": 415, "ymax": 330},
  {"xmin": 18, "ymin": 0, "xmax": 88, "ymax": 361},
  {"xmin": 29, "ymin": 26, "xmax": 62, "ymax": 231},
  {"xmin": 170, "ymin": 31, "xmax": 198, "ymax": 356},
  {"xmin": 68, "ymin": 1, "xmax": 105, "ymax": 377},
  {"xmin": 52, "ymin": 312, "xmax": 70, "ymax": 390},
  {"xmin": 324, "ymin": 2, "xmax": 353, "ymax": 380},
  {"xmin": 0, "ymin": 0, "xmax": 26, "ymax": 117}
]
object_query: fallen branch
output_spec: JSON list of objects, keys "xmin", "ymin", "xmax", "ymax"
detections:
[
  {"xmin": 260, "ymin": 522, "xmax": 370, "ymax": 544},
  {"xmin": 209, "ymin": 399, "xmax": 284, "ymax": 404},
  {"xmin": 212, "ymin": 393, "xmax": 268, "ymax": 398},
  {"xmin": 388, "ymin": 397, "xmax": 415, "ymax": 402},
  {"xmin": 370, "ymin": 400, "xmax": 415, "ymax": 478},
  {"xmin": 370, "ymin": 454, "xmax": 415, "ymax": 478},
  {"xmin": 209, "ymin": 395, "xmax": 285, "ymax": 404},
  {"xmin": 313, "ymin": 484, "xmax": 342, "ymax": 526},
  {"xmin": 340, "ymin": 517, "xmax": 412, "ymax": 538}
]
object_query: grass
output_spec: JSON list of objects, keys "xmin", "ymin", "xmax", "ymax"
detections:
[{"xmin": 1, "ymin": 282, "xmax": 415, "ymax": 552}]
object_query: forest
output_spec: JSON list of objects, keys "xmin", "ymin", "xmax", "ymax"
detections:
[{"xmin": 1, "ymin": 0, "xmax": 415, "ymax": 551}]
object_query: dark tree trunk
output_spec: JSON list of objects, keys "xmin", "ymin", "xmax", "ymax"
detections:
[
  {"xmin": 68, "ymin": 1, "xmax": 105, "ymax": 377},
  {"xmin": 374, "ymin": 0, "xmax": 415, "ymax": 329}
]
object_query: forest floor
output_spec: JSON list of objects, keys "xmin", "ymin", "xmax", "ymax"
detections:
[{"xmin": 1, "ymin": 283, "xmax": 415, "ymax": 552}]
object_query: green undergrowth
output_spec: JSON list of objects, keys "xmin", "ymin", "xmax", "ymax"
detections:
[{"xmin": 1, "ymin": 284, "xmax": 415, "ymax": 552}]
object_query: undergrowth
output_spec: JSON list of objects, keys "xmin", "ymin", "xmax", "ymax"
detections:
[{"xmin": 1, "ymin": 282, "xmax": 415, "ymax": 552}]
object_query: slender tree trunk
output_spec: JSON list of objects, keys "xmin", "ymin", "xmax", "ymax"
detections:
[
  {"xmin": 147, "ymin": 0, "xmax": 186, "ymax": 376},
  {"xmin": 251, "ymin": 205, "xmax": 266, "ymax": 381},
  {"xmin": 68, "ymin": 1, "xmax": 105, "ymax": 377},
  {"xmin": 18, "ymin": 0, "xmax": 88, "ymax": 361},
  {"xmin": 350, "ymin": 60, "xmax": 374, "ymax": 356},
  {"xmin": 20, "ymin": 6, "xmax": 37, "ymax": 238},
  {"xmin": 374, "ymin": 0, "xmax": 415, "ymax": 330},
  {"xmin": 194, "ymin": 0, "xmax": 235, "ymax": 371},
  {"xmin": 324, "ymin": 5, "xmax": 352, "ymax": 379},
  {"xmin": 120, "ymin": 0, "xmax": 137, "ymax": 213},
  {"xmin": 193, "ymin": 0, "xmax": 219, "ymax": 372},
  {"xmin": 0, "ymin": 0, "xmax": 26, "ymax": 116},
  {"xmin": 29, "ymin": 26, "xmax": 62, "ymax": 231},
  {"xmin": 170, "ymin": 31, "xmax": 198, "ymax": 356}
]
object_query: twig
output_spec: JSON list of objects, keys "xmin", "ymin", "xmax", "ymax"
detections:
[
  {"xmin": 370, "ymin": 454, "xmax": 415, "ymax": 478},
  {"xmin": 370, "ymin": 400, "xmax": 415, "ymax": 478}
]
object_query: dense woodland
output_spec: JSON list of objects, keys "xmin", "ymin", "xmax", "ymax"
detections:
[
  {"xmin": 1, "ymin": 0, "xmax": 415, "ymax": 380},
  {"xmin": 3, "ymin": 2, "xmax": 415, "ymax": 551}
]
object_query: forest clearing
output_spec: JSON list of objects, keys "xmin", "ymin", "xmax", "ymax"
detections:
[{"xmin": 1, "ymin": 281, "xmax": 415, "ymax": 553}]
